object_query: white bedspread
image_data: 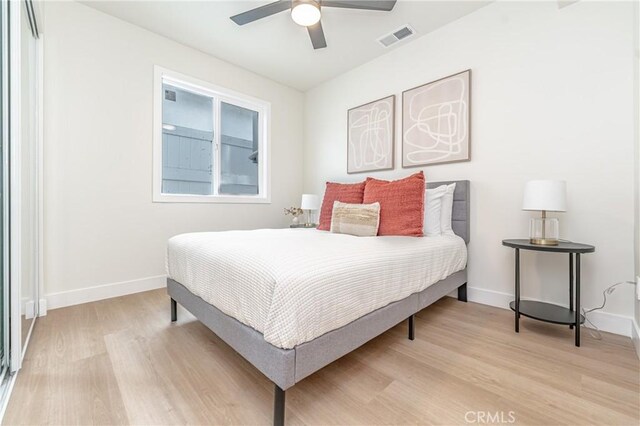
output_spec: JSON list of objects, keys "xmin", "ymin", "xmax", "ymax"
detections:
[{"xmin": 166, "ymin": 229, "xmax": 467, "ymax": 349}]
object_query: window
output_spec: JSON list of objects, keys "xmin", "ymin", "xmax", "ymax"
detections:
[{"xmin": 153, "ymin": 67, "xmax": 270, "ymax": 203}]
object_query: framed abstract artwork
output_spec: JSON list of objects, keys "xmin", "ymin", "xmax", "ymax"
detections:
[
  {"xmin": 347, "ymin": 95, "xmax": 395, "ymax": 174},
  {"xmin": 402, "ymin": 70, "xmax": 471, "ymax": 167}
]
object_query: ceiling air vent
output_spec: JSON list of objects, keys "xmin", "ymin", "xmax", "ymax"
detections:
[
  {"xmin": 164, "ymin": 89, "xmax": 176, "ymax": 102},
  {"xmin": 377, "ymin": 25, "xmax": 415, "ymax": 48}
]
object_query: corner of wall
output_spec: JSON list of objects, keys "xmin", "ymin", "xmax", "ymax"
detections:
[{"xmin": 634, "ymin": 0, "xmax": 640, "ymax": 335}]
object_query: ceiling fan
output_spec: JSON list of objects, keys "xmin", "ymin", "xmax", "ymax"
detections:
[{"xmin": 230, "ymin": 0, "xmax": 398, "ymax": 50}]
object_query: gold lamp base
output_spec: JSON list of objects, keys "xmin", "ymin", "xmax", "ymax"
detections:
[
  {"xmin": 530, "ymin": 237, "xmax": 559, "ymax": 246},
  {"xmin": 529, "ymin": 212, "xmax": 560, "ymax": 246}
]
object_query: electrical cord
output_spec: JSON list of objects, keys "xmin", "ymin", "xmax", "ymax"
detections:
[{"xmin": 582, "ymin": 281, "xmax": 636, "ymax": 340}]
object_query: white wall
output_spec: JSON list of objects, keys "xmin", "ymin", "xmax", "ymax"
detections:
[
  {"xmin": 42, "ymin": 1, "xmax": 304, "ymax": 303},
  {"xmin": 633, "ymin": 0, "xmax": 640, "ymax": 352},
  {"xmin": 304, "ymin": 1, "xmax": 636, "ymax": 324}
]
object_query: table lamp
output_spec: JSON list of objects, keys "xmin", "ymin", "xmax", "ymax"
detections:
[
  {"xmin": 300, "ymin": 194, "xmax": 319, "ymax": 227},
  {"xmin": 522, "ymin": 180, "xmax": 566, "ymax": 246}
]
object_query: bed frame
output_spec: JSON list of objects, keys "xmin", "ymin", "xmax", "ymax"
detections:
[{"xmin": 167, "ymin": 180, "xmax": 470, "ymax": 425}]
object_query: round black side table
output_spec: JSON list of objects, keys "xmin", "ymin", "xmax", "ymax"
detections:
[{"xmin": 502, "ymin": 239, "xmax": 595, "ymax": 347}]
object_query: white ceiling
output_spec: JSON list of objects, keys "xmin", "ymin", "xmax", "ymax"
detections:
[{"xmin": 81, "ymin": 0, "xmax": 490, "ymax": 91}]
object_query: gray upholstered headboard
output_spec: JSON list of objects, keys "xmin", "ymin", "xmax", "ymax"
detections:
[{"xmin": 426, "ymin": 180, "xmax": 470, "ymax": 244}]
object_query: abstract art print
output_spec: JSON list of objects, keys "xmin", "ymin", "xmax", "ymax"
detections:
[
  {"xmin": 402, "ymin": 70, "xmax": 470, "ymax": 167},
  {"xmin": 347, "ymin": 95, "xmax": 395, "ymax": 174}
]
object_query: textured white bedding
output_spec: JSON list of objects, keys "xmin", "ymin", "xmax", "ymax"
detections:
[{"xmin": 166, "ymin": 229, "xmax": 467, "ymax": 349}]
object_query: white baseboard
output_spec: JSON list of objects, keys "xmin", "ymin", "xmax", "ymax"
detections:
[
  {"xmin": 24, "ymin": 301, "xmax": 34, "ymax": 320},
  {"xmin": 458, "ymin": 285, "xmax": 634, "ymax": 338},
  {"xmin": 38, "ymin": 299, "xmax": 47, "ymax": 317},
  {"xmin": 466, "ymin": 286, "xmax": 512, "ymax": 309},
  {"xmin": 42, "ymin": 276, "xmax": 634, "ymax": 340},
  {"xmin": 632, "ymin": 319, "xmax": 640, "ymax": 360},
  {"xmin": 45, "ymin": 275, "xmax": 166, "ymax": 311}
]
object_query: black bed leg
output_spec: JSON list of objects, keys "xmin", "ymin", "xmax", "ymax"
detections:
[
  {"xmin": 274, "ymin": 385, "xmax": 285, "ymax": 426},
  {"xmin": 170, "ymin": 298, "xmax": 177, "ymax": 322},
  {"xmin": 458, "ymin": 283, "xmax": 468, "ymax": 302},
  {"xmin": 408, "ymin": 315, "xmax": 415, "ymax": 341}
]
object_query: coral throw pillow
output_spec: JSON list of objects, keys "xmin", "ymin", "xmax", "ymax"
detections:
[
  {"xmin": 363, "ymin": 171, "xmax": 425, "ymax": 236},
  {"xmin": 317, "ymin": 181, "xmax": 366, "ymax": 231}
]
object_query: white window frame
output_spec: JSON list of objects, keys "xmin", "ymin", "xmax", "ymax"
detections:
[{"xmin": 153, "ymin": 66, "xmax": 271, "ymax": 203}]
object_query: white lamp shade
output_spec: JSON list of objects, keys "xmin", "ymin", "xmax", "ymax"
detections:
[
  {"xmin": 522, "ymin": 180, "xmax": 567, "ymax": 212},
  {"xmin": 300, "ymin": 194, "xmax": 320, "ymax": 210}
]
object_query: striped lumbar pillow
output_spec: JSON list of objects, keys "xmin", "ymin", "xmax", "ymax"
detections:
[{"xmin": 330, "ymin": 201, "xmax": 380, "ymax": 237}]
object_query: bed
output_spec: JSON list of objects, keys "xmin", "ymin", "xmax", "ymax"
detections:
[{"xmin": 166, "ymin": 180, "xmax": 470, "ymax": 425}]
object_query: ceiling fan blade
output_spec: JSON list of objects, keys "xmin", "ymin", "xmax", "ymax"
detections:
[
  {"xmin": 230, "ymin": 1, "xmax": 291, "ymax": 25},
  {"xmin": 321, "ymin": 0, "xmax": 397, "ymax": 11},
  {"xmin": 307, "ymin": 21, "xmax": 327, "ymax": 49}
]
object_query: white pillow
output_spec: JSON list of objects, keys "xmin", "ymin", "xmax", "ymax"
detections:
[
  {"xmin": 423, "ymin": 185, "xmax": 447, "ymax": 237},
  {"xmin": 440, "ymin": 183, "xmax": 457, "ymax": 236}
]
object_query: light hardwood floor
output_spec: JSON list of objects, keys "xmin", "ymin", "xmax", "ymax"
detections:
[{"xmin": 4, "ymin": 289, "xmax": 639, "ymax": 425}]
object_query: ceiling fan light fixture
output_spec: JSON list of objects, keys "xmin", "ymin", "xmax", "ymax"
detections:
[{"xmin": 291, "ymin": 1, "xmax": 321, "ymax": 27}]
